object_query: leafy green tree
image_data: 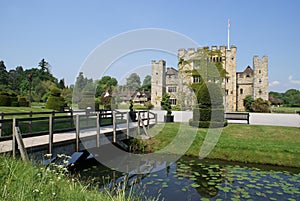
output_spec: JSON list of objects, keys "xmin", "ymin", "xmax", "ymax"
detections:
[
  {"xmin": 73, "ymin": 72, "xmax": 93, "ymax": 103},
  {"xmin": 95, "ymin": 76, "xmax": 118, "ymax": 97},
  {"xmin": 244, "ymin": 95, "xmax": 254, "ymax": 112},
  {"xmin": 141, "ymin": 75, "xmax": 151, "ymax": 91},
  {"xmin": 284, "ymin": 89, "xmax": 300, "ymax": 107},
  {"xmin": 126, "ymin": 73, "xmax": 141, "ymax": 91},
  {"xmin": 269, "ymin": 91, "xmax": 284, "ymax": 105},
  {"xmin": 251, "ymin": 98, "xmax": 270, "ymax": 113}
]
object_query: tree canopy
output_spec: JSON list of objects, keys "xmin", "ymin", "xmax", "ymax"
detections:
[{"xmin": 126, "ymin": 73, "xmax": 141, "ymax": 91}]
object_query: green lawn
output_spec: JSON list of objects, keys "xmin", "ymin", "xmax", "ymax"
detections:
[
  {"xmin": 271, "ymin": 106, "xmax": 300, "ymax": 113},
  {"xmin": 146, "ymin": 123, "xmax": 300, "ymax": 168}
]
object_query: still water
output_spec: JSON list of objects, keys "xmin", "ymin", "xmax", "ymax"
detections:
[{"xmin": 79, "ymin": 156, "xmax": 300, "ymax": 200}]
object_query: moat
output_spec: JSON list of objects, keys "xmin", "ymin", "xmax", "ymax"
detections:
[{"xmin": 78, "ymin": 155, "xmax": 300, "ymax": 200}]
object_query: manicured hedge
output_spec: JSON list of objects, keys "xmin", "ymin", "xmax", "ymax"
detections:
[
  {"xmin": 46, "ymin": 88, "xmax": 66, "ymax": 111},
  {"xmin": 193, "ymin": 108, "xmax": 224, "ymax": 122},
  {"xmin": 189, "ymin": 119, "xmax": 227, "ymax": 128}
]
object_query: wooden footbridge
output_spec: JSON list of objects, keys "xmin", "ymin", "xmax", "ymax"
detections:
[{"xmin": 0, "ymin": 110, "xmax": 157, "ymax": 161}]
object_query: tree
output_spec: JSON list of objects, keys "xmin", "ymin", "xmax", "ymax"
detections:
[
  {"xmin": 141, "ymin": 75, "xmax": 151, "ymax": 91},
  {"xmin": 95, "ymin": 76, "xmax": 118, "ymax": 97},
  {"xmin": 0, "ymin": 60, "xmax": 9, "ymax": 86},
  {"xmin": 244, "ymin": 95, "xmax": 254, "ymax": 112},
  {"xmin": 251, "ymin": 98, "xmax": 270, "ymax": 113},
  {"xmin": 284, "ymin": 89, "xmax": 300, "ymax": 107},
  {"xmin": 269, "ymin": 91, "xmax": 284, "ymax": 106},
  {"xmin": 58, "ymin": 79, "xmax": 66, "ymax": 89},
  {"xmin": 161, "ymin": 93, "xmax": 172, "ymax": 116},
  {"xmin": 39, "ymin": 58, "xmax": 50, "ymax": 72},
  {"xmin": 126, "ymin": 73, "xmax": 141, "ymax": 91}
]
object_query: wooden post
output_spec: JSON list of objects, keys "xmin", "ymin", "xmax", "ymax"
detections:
[
  {"xmin": 75, "ymin": 114, "xmax": 80, "ymax": 152},
  {"xmin": 112, "ymin": 111, "xmax": 116, "ymax": 143},
  {"xmin": 29, "ymin": 111, "xmax": 33, "ymax": 134},
  {"xmin": 155, "ymin": 113, "xmax": 158, "ymax": 124},
  {"xmin": 96, "ymin": 112, "xmax": 100, "ymax": 147},
  {"xmin": 0, "ymin": 112, "xmax": 4, "ymax": 137},
  {"xmin": 14, "ymin": 126, "xmax": 29, "ymax": 162},
  {"xmin": 137, "ymin": 111, "xmax": 140, "ymax": 135},
  {"xmin": 147, "ymin": 110, "xmax": 150, "ymax": 129},
  {"xmin": 48, "ymin": 115, "xmax": 54, "ymax": 155},
  {"xmin": 12, "ymin": 118, "xmax": 17, "ymax": 158},
  {"xmin": 126, "ymin": 112, "xmax": 129, "ymax": 139}
]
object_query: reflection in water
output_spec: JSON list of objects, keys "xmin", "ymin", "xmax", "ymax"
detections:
[{"xmin": 78, "ymin": 155, "xmax": 300, "ymax": 200}]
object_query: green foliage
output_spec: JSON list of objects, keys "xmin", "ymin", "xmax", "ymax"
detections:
[
  {"xmin": 251, "ymin": 98, "xmax": 271, "ymax": 113},
  {"xmin": 126, "ymin": 73, "xmax": 141, "ymax": 91},
  {"xmin": 18, "ymin": 97, "xmax": 29, "ymax": 107},
  {"xmin": 244, "ymin": 95, "xmax": 254, "ymax": 112},
  {"xmin": 141, "ymin": 75, "xmax": 151, "ymax": 91},
  {"xmin": 0, "ymin": 155, "xmax": 132, "ymax": 201},
  {"xmin": 283, "ymin": 89, "xmax": 300, "ymax": 107},
  {"xmin": 46, "ymin": 87, "xmax": 66, "ymax": 111},
  {"xmin": 144, "ymin": 100, "xmax": 154, "ymax": 109},
  {"xmin": 192, "ymin": 82, "xmax": 223, "ymax": 106},
  {"xmin": 0, "ymin": 91, "xmax": 10, "ymax": 106},
  {"xmin": 95, "ymin": 76, "xmax": 118, "ymax": 97},
  {"xmin": 269, "ymin": 91, "xmax": 284, "ymax": 105},
  {"xmin": 161, "ymin": 93, "xmax": 172, "ymax": 116}
]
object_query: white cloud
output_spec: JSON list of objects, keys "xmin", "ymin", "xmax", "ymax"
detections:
[
  {"xmin": 269, "ymin": 80, "xmax": 280, "ymax": 87},
  {"xmin": 288, "ymin": 75, "xmax": 300, "ymax": 84}
]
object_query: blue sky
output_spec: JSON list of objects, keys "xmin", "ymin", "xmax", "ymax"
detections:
[{"xmin": 1, "ymin": 0, "xmax": 300, "ymax": 92}]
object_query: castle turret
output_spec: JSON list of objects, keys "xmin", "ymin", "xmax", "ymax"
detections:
[
  {"xmin": 221, "ymin": 46, "xmax": 237, "ymax": 112},
  {"xmin": 151, "ymin": 60, "xmax": 166, "ymax": 109},
  {"xmin": 253, "ymin": 56, "xmax": 268, "ymax": 100}
]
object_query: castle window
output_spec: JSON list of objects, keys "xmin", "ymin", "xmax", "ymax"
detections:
[
  {"xmin": 168, "ymin": 87, "xmax": 177, "ymax": 93},
  {"xmin": 246, "ymin": 74, "xmax": 250, "ymax": 78},
  {"xmin": 240, "ymin": 88, "xmax": 244, "ymax": 94},
  {"xmin": 259, "ymin": 79, "xmax": 262, "ymax": 83},
  {"xmin": 170, "ymin": 98, "xmax": 177, "ymax": 106},
  {"xmin": 225, "ymin": 90, "xmax": 229, "ymax": 96},
  {"xmin": 193, "ymin": 76, "xmax": 200, "ymax": 83},
  {"xmin": 226, "ymin": 78, "xmax": 229, "ymax": 83},
  {"xmin": 259, "ymin": 70, "xmax": 261, "ymax": 74},
  {"xmin": 156, "ymin": 72, "xmax": 158, "ymax": 75},
  {"xmin": 220, "ymin": 57, "xmax": 222, "ymax": 62},
  {"xmin": 259, "ymin": 90, "xmax": 262, "ymax": 95}
]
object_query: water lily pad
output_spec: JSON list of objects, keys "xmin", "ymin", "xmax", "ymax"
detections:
[{"xmin": 190, "ymin": 183, "xmax": 200, "ymax": 188}]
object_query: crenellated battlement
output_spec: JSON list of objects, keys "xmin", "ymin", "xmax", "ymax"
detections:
[{"xmin": 178, "ymin": 45, "xmax": 237, "ymax": 55}]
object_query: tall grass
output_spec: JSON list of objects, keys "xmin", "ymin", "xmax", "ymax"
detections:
[{"xmin": 0, "ymin": 155, "xmax": 156, "ymax": 201}]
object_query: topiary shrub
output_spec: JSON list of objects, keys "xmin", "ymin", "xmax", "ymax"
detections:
[
  {"xmin": 46, "ymin": 87, "xmax": 66, "ymax": 111},
  {"xmin": 0, "ymin": 92, "xmax": 11, "ymax": 106},
  {"xmin": 78, "ymin": 91, "xmax": 95, "ymax": 110},
  {"xmin": 190, "ymin": 82, "xmax": 225, "ymax": 128},
  {"xmin": 18, "ymin": 97, "xmax": 29, "ymax": 107}
]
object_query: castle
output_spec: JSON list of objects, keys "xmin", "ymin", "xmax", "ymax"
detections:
[{"xmin": 151, "ymin": 46, "xmax": 268, "ymax": 112}]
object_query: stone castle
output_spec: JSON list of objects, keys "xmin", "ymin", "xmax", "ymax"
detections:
[{"xmin": 151, "ymin": 46, "xmax": 268, "ymax": 112}]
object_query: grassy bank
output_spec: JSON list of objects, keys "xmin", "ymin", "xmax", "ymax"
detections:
[
  {"xmin": 146, "ymin": 123, "xmax": 300, "ymax": 168},
  {"xmin": 0, "ymin": 155, "xmax": 150, "ymax": 201}
]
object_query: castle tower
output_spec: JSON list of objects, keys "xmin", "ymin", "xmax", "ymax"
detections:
[
  {"xmin": 220, "ymin": 46, "xmax": 237, "ymax": 112},
  {"xmin": 151, "ymin": 60, "xmax": 166, "ymax": 109},
  {"xmin": 253, "ymin": 56, "xmax": 268, "ymax": 100}
]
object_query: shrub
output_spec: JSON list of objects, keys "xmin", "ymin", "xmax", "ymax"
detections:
[
  {"xmin": 18, "ymin": 97, "xmax": 29, "ymax": 107},
  {"xmin": 251, "ymin": 98, "xmax": 271, "ymax": 113},
  {"xmin": 46, "ymin": 88, "xmax": 66, "ymax": 111},
  {"xmin": 0, "ymin": 92, "xmax": 10, "ymax": 106}
]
